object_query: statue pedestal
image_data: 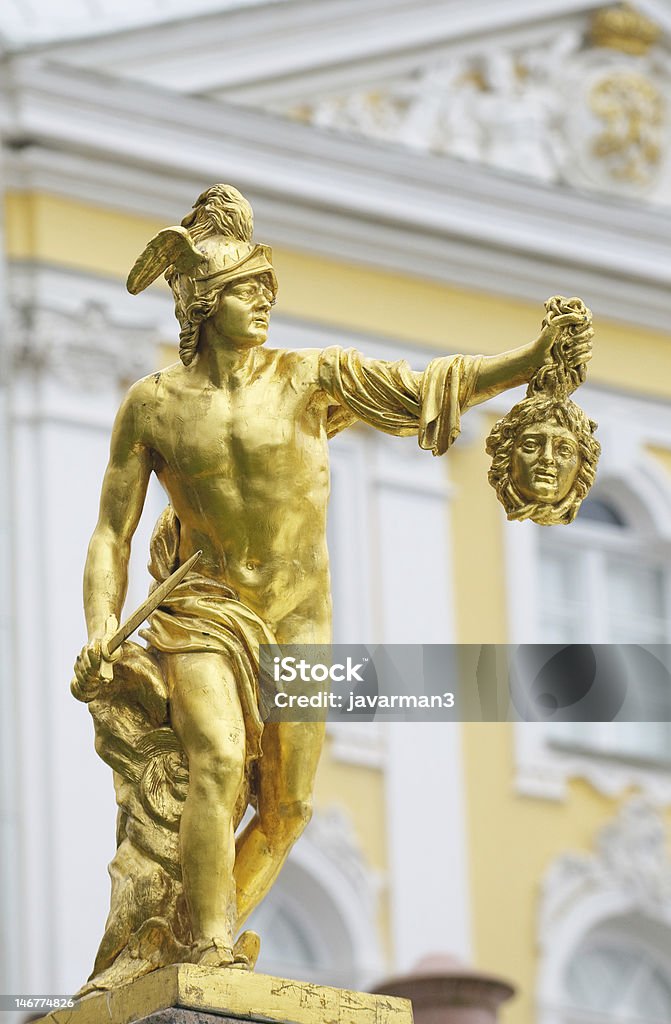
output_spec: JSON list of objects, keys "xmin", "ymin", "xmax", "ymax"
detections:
[{"xmin": 33, "ymin": 965, "xmax": 413, "ymax": 1024}]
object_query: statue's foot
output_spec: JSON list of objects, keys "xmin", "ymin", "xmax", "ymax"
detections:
[
  {"xmin": 232, "ymin": 930, "xmax": 261, "ymax": 970},
  {"xmin": 191, "ymin": 936, "xmax": 234, "ymax": 968}
]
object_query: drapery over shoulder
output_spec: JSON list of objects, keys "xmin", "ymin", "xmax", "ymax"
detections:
[{"xmin": 318, "ymin": 346, "xmax": 483, "ymax": 456}]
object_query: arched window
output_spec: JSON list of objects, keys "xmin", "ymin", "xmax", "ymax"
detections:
[
  {"xmin": 241, "ymin": 808, "xmax": 384, "ymax": 989},
  {"xmin": 538, "ymin": 800, "xmax": 671, "ymax": 1024},
  {"xmin": 538, "ymin": 493, "xmax": 669, "ymax": 645},
  {"xmin": 563, "ymin": 924, "xmax": 671, "ymax": 1024},
  {"xmin": 247, "ymin": 873, "xmax": 332, "ymax": 982},
  {"xmin": 538, "ymin": 490, "xmax": 671, "ymax": 764}
]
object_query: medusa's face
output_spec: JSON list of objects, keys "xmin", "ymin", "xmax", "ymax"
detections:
[{"xmin": 511, "ymin": 422, "xmax": 580, "ymax": 504}]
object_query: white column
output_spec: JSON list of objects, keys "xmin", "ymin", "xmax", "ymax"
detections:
[
  {"xmin": 386, "ymin": 722, "xmax": 472, "ymax": 969},
  {"xmin": 371, "ymin": 432, "xmax": 473, "ymax": 968},
  {"xmin": 0, "ymin": 160, "xmax": 22, "ymax": 999}
]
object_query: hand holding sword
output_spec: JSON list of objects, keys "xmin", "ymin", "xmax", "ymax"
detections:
[{"xmin": 72, "ymin": 550, "xmax": 201, "ymax": 694}]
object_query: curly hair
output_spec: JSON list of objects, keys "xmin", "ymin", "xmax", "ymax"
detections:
[
  {"xmin": 167, "ymin": 184, "xmax": 255, "ymax": 366},
  {"xmin": 486, "ymin": 395, "xmax": 601, "ymax": 525},
  {"xmin": 181, "ymin": 184, "xmax": 253, "ymax": 245},
  {"xmin": 165, "ymin": 272, "xmax": 221, "ymax": 367}
]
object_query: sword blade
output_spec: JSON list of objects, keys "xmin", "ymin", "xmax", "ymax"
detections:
[{"xmin": 106, "ymin": 549, "xmax": 202, "ymax": 655}]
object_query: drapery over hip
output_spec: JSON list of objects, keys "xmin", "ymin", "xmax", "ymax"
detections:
[
  {"xmin": 318, "ymin": 346, "xmax": 482, "ymax": 455},
  {"xmin": 139, "ymin": 507, "xmax": 277, "ymax": 763}
]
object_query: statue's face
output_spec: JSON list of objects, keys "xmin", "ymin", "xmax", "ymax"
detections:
[
  {"xmin": 511, "ymin": 422, "xmax": 580, "ymax": 504},
  {"xmin": 210, "ymin": 274, "xmax": 274, "ymax": 348}
]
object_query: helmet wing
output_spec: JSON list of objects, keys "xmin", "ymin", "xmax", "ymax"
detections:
[{"xmin": 127, "ymin": 226, "xmax": 206, "ymax": 295}]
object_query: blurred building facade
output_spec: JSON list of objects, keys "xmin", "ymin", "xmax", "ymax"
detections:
[{"xmin": 1, "ymin": 2, "xmax": 671, "ymax": 1023}]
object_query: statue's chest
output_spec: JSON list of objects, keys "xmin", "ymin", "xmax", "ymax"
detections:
[{"xmin": 156, "ymin": 383, "xmax": 316, "ymax": 477}]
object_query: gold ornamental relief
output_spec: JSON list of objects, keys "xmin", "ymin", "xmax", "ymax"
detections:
[
  {"xmin": 589, "ymin": 70, "xmax": 665, "ymax": 184},
  {"xmin": 590, "ymin": 4, "xmax": 662, "ymax": 56}
]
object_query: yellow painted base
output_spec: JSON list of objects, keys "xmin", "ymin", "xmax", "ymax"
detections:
[{"xmin": 34, "ymin": 966, "xmax": 413, "ymax": 1024}]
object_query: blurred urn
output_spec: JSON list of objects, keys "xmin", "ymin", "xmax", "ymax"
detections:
[{"xmin": 373, "ymin": 953, "xmax": 515, "ymax": 1024}]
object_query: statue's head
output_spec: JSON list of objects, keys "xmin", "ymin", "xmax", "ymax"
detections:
[
  {"xmin": 486, "ymin": 394, "xmax": 600, "ymax": 525},
  {"xmin": 127, "ymin": 184, "xmax": 277, "ymax": 365}
]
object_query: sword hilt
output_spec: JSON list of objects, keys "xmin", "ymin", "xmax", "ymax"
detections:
[
  {"xmin": 99, "ymin": 615, "xmax": 120, "ymax": 682},
  {"xmin": 95, "ymin": 550, "xmax": 202, "ymax": 683}
]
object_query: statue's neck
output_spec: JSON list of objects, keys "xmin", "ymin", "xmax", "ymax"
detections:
[{"xmin": 195, "ymin": 333, "xmax": 258, "ymax": 387}]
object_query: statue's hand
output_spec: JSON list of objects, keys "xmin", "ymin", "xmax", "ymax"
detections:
[
  {"xmin": 535, "ymin": 296, "xmax": 593, "ymax": 372},
  {"xmin": 535, "ymin": 310, "xmax": 591, "ymax": 365},
  {"xmin": 561, "ymin": 321, "xmax": 594, "ymax": 373},
  {"xmin": 71, "ymin": 615, "xmax": 120, "ymax": 701}
]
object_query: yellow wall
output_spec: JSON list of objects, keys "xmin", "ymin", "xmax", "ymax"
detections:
[{"xmin": 648, "ymin": 445, "xmax": 671, "ymax": 481}]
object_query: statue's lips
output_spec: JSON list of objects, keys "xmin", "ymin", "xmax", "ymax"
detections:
[{"xmin": 532, "ymin": 470, "xmax": 557, "ymax": 484}]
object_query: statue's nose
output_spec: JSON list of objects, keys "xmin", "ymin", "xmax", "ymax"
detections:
[{"xmin": 539, "ymin": 439, "xmax": 554, "ymax": 464}]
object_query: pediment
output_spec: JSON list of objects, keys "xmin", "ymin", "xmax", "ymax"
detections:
[{"xmin": 33, "ymin": 0, "xmax": 671, "ymax": 204}]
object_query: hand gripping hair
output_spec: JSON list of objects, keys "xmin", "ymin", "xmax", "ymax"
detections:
[{"xmin": 126, "ymin": 184, "xmax": 277, "ymax": 366}]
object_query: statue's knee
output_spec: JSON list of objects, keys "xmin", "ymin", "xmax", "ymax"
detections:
[{"xmin": 191, "ymin": 746, "xmax": 245, "ymax": 798}]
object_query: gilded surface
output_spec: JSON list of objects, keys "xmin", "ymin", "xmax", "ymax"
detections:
[
  {"xmin": 71, "ymin": 184, "xmax": 593, "ymax": 992},
  {"xmin": 589, "ymin": 71, "xmax": 664, "ymax": 185},
  {"xmin": 34, "ymin": 965, "xmax": 413, "ymax": 1024},
  {"xmin": 486, "ymin": 296, "xmax": 600, "ymax": 525},
  {"xmin": 590, "ymin": 4, "xmax": 662, "ymax": 56}
]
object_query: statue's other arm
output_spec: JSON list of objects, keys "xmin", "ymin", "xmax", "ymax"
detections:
[
  {"xmin": 468, "ymin": 314, "xmax": 593, "ymax": 406},
  {"xmin": 83, "ymin": 387, "xmax": 152, "ymax": 642},
  {"xmin": 317, "ymin": 309, "xmax": 592, "ymax": 456}
]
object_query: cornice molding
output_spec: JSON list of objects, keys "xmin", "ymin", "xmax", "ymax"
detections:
[
  {"xmin": 3, "ymin": 59, "xmax": 671, "ymax": 333},
  {"xmin": 40, "ymin": 0, "xmax": 604, "ymax": 96}
]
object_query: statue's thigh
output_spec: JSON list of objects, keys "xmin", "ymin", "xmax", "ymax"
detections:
[
  {"xmin": 162, "ymin": 651, "xmax": 245, "ymax": 759},
  {"xmin": 257, "ymin": 721, "xmax": 326, "ymax": 807}
]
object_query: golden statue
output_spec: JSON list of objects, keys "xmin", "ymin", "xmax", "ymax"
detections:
[{"xmin": 71, "ymin": 184, "xmax": 594, "ymax": 994}]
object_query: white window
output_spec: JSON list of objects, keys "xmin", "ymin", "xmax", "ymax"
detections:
[
  {"xmin": 564, "ymin": 932, "xmax": 671, "ymax": 1024},
  {"xmin": 539, "ymin": 494, "xmax": 671, "ymax": 765}
]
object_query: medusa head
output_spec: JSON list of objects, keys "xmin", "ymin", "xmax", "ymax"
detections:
[{"xmin": 486, "ymin": 394, "xmax": 600, "ymax": 526}]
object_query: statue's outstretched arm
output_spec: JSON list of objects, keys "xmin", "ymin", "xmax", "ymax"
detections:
[
  {"xmin": 317, "ymin": 297, "xmax": 593, "ymax": 457},
  {"xmin": 83, "ymin": 389, "xmax": 152, "ymax": 643},
  {"xmin": 469, "ymin": 309, "xmax": 593, "ymax": 407}
]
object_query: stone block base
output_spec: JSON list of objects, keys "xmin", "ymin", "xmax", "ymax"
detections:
[
  {"xmin": 137, "ymin": 1014, "xmax": 242, "ymax": 1024},
  {"xmin": 32, "ymin": 965, "xmax": 413, "ymax": 1024}
]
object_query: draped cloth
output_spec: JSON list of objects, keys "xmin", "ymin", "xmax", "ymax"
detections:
[
  {"xmin": 139, "ymin": 508, "xmax": 277, "ymax": 765},
  {"xmin": 318, "ymin": 347, "xmax": 483, "ymax": 455}
]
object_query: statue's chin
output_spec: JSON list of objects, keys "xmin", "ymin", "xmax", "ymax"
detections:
[
  {"xmin": 515, "ymin": 479, "xmax": 560, "ymax": 504},
  {"xmin": 531, "ymin": 484, "xmax": 559, "ymax": 503}
]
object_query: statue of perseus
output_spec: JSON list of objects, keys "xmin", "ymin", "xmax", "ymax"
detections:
[{"xmin": 71, "ymin": 184, "xmax": 595, "ymax": 993}]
